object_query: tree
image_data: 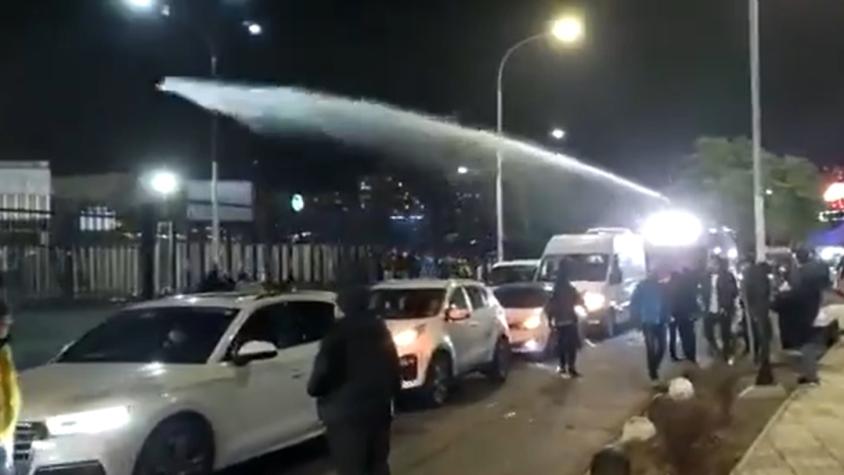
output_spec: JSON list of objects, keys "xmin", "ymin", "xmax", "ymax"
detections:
[{"xmin": 671, "ymin": 137, "xmax": 823, "ymax": 246}]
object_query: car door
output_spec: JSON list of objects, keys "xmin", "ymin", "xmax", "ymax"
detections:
[
  {"xmin": 444, "ymin": 286, "xmax": 476, "ymax": 373},
  {"xmin": 222, "ymin": 304, "xmax": 296, "ymax": 459},
  {"xmin": 273, "ymin": 300, "xmax": 336, "ymax": 438},
  {"xmin": 464, "ymin": 285, "xmax": 498, "ymax": 364}
]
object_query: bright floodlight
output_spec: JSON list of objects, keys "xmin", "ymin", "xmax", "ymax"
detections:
[
  {"xmin": 457, "ymin": 166, "xmax": 469, "ymax": 175},
  {"xmin": 641, "ymin": 210, "xmax": 703, "ymax": 247},
  {"xmin": 824, "ymin": 182, "xmax": 844, "ymax": 203},
  {"xmin": 551, "ymin": 15, "xmax": 585, "ymax": 44},
  {"xmin": 125, "ymin": 0, "xmax": 156, "ymax": 10},
  {"xmin": 245, "ymin": 22, "xmax": 263, "ymax": 36},
  {"xmin": 148, "ymin": 170, "xmax": 180, "ymax": 197},
  {"xmin": 550, "ymin": 128, "xmax": 566, "ymax": 140}
]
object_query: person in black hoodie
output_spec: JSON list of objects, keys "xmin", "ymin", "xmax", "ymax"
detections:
[
  {"xmin": 307, "ymin": 289, "xmax": 401, "ymax": 475},
  {"xmin": 547, "ymin": 264, "xmax": 584, "ymax": 378}
]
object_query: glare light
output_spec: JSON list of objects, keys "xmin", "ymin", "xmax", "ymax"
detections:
[
  {"xmin": 765, "ymin": 188, "xmax": 773, "ymax": 196},
  {"xmin": 125, "ymin": 0, "xmax": 156, "ymax": 9},
  {"xmin": 574, "ymin": 305, "xmax": 588, "ymax": 319},
  {"xmin": 641, "ymin": 210, "xmax": 703, "ymax": 247},
  {"xmin": 146, "ymin": 170, "xmax": 180, "ymax": 197},
  {"xmin": 457, "ymin": 166, "xmax": 469, "ymax": 175},
  {"xmin": 726, "ymin": 248, "xmax": 739, "ymax": 260},
  {"xmin": 244, "ymin": 21, "xmax": 263, "ymax": 36},
  {"xmin": 522, "ymin": 312, "xmax": 543, "ymax": 330},
  {"xmin": 393, "ymin": 327, "xmax": 422, "ymax": 347},
  {"xmin": 551, "ymin": 16, "xmax": 585, "ymax": 44},
  {"xmin": 550, "ymin": 128, "xmax": 566, "ymax": 140},
  {"xmin": 583, "ymin": 292, "xmax": 606, "ymax": 312},
  {"xmin": 46, "ymin": 406, "xmax": 131, "ymax": 436},
  {"xmin": 824, "ymin": 182, "xmax": 844, "ymax": 203},
  {"xmin": 819, "ymin": 246, "xmax": 844, "ymax": 262}
]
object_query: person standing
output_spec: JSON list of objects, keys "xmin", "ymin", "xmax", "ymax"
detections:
[
  {"xmin": 631, "ymin": 271, "xmax": 669, "ymax": 383},
  {"xmin": 0, "ymin": 301, "xmax": 19, "ymax": 475},
  {"xmin": 701, "ymin": 257, "xmax": 738, "ymax": 362},
  {"xmin": 670, "ymin": 268, "xmax": 700, "ymax": 364},
  {"xmin": 546, "ymin": 265, "xmax": 584, "ymax": 378},
  {"xmin": 791, "ymin": 251, "xmax": 828, "ymax": 385},
  {"xmin": 307, "ymin": 290, "xmax": 401, "ymax": 475}
]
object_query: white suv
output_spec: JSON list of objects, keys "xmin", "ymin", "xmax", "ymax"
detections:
[
  {"xmin": 369, "ymin": 279, "xmax": 511, "ymax": 407},
  {"xmin": 16, "ymin": 290, "xmax": 340, "ymax": 475}
]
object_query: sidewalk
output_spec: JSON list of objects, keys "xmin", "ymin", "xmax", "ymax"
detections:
[{"xmin": 734, "ymin": 343, "xmax": 844, "ymax": 474}]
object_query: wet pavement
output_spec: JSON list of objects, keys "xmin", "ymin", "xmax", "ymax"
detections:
[{"xmin": 230, "ymin": 332, "xmax": 696, "ymax": 475}]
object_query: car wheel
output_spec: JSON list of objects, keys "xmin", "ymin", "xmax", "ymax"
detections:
[
  {"xmin": 133, "ymin": 416, "xmax": 215, "ymax": 475},
  {"xmin": 421, "ymin": 353, "xmax": 452, "ymax": 408},
  {"xmin": 483, "ymin": 337, "xmax": 511, "ymax": 382},
  {"xmin": 602, "ymin": 310, "xmax": 617, "ymax": 339}
]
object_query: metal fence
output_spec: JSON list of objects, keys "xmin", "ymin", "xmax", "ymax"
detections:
[{"xmin": 0, "ymin": 239, "xmax": 376, "ymax": 304}]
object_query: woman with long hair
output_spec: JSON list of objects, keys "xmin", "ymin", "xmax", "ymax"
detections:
[{"xmin": 547, "ymin": 263, "xmax": 584, "ymax": 377}]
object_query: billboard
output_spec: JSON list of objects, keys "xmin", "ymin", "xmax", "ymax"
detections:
[{"xmin": 185, "ymin": 180, "xmax": 253, "ymax": 223}]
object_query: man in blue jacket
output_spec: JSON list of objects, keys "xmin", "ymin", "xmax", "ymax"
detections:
[{"xmin": 632, "ymin": 270, "xmax": 670, "ymax": 383}]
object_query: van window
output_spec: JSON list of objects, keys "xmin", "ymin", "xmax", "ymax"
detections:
[{"xmin": 538, "ymin": 254, "xmax": 609, "ymax": 282}]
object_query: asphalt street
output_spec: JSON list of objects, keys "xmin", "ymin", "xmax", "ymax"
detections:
[{"xmin": 228, "ymin": 331, "xmax": 694, "ymax": 475}]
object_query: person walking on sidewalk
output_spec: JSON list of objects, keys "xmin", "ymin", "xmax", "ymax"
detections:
[
  {"xmin": 701, "ymin": 257, "xmax": 738, "ymax": 362},
  {"xmin": 0, "ymin": 301, "xmax": 20, "ymax": 475},
  {"xmin": 547, "ymin": 264, "xmax": 584, "ymax": 378},
  {"xmin": 631, "ymin": 270, "xmax": 669, "ymax": 383},
  {"xmin": 307, "ymin": 290, "xmax": 401, "ymax": 475}
]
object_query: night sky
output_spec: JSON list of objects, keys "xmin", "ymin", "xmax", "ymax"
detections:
[{"xmin": 2, "ymin": 0, "xmax": 844, "ymax": 191}]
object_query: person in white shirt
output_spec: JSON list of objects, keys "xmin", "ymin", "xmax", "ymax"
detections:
[{"xmin": 701, "ymin": 257, "xmax": 738, "ymax": 361}]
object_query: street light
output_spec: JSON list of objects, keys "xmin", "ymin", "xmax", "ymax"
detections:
[
  {"xmin": 550, "ymin": 128, "xmax": 566, "ymax": 140},
  {"xmin": 147, "ymin": 170, "xmax": 180, "ymax": 197},
  {"xmin": 244, "ymin": 21, "xmax": 263, "ymax": 36},
  {"xmin": 551, "ymin": 16, "xmax": 585, "ymax": 44},
  {"xmin": 457, "ymin": 166, "xmax": 469, "ymax": 175},
  {"xmin": 495, "ymin": 14, "xmax": 585, "ymax": 261},
  {"xmin": 121, "ymin": 3, "xmax": 262, "ymax": 270}
]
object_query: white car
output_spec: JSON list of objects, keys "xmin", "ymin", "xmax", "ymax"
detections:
[
  {"xmin": 487, "ymin": 260, "xmax": 540, "ymax": 287},
  {"xmin": 493, "ymin": 283, "xmax": 553, "ymax": 354},
  {"xmin": 369, "ymin": 279, "xmax": 511, "ymax": 407},
  {"xmin": 15, "ymin": 290, "xmax": 342, "ymax": 475}
]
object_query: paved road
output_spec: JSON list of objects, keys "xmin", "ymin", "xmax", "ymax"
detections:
[{"xmin": 229, "ymin": 331, "xmax": 695, "ymax": 475}]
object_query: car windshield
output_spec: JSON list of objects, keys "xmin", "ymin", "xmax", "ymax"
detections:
[
  {"xmin": 58, "ymin": 307, "xmax": 238, "ymax": 364},
  {"xmin": 538, "ymin": 254, "xmax": 610, "ymax": 282},
  {"xmin": 494, "ymin": 286, "xmax": 550, "ymax": 309},
  {"xmin": 488, "ymin": 265, "xmax": 537, "ymax": 286},
  {"xmin": 369, "ymin": 289, "xmax": 445, "ymax": 319}
]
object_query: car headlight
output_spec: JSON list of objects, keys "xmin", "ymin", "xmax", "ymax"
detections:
[
  {"xmin": 522, "ymin": 311, "xmax": 543, "ymax": 330},
  {"xmin": 46, "ymin": 406, "xmax": 131, "ymax": 436},
  {"xmin": 393, "ymin": 326, "xmax": 424, "ymax": 348},
  {"xmin": 583, "ymin": 292, "xmax": 606, "ymax": 312}
]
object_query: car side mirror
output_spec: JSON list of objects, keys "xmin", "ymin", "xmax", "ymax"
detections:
[
  {"xmin": 233, "ymin": 340, "xmax": 278, "ymax": 366},
  {"xmin": 445, "ymin": 307, "xmax": 470, "ymax": 322}
]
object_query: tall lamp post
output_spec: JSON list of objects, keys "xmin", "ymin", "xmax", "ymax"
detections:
[
  {"xmin": 495, "ymin": 15, "xmax": 584, "ymax": 261},
  {"xmin": 145, "ymin": 169, "xmax": 181, "ymax": 293},
  {"xmin": 121, "ymin": 0, "xmax": 262, "ymax": 269}
]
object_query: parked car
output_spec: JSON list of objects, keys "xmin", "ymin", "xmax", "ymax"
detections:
[
  {"xmin": 487, "ymin": 260, "xmax": 540, "ymax": 287},
  {"xmin": 15, "ymin": 290, "xmax": 341, "ymax": 475},
  {"xmin": 494, "ymin": 282, "xmax": 553, "ymax": 355},
  {"xmin": 369, "ymin": 279, "xmax": 510, "ymax": 407}
]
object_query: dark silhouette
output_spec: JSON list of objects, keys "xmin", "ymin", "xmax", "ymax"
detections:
[
  {"xmin": 308, "ymin": 290, "xmax": 401, "ymax": 475},
  {"xmin": 631, "ymin": 271, "xmax": 669, "ymax": 382},
  {"xmin": 669, "ymin": 269, "xmax": 700, "ymax": 364},
  {"xmin": 700, "ymin": 258, "xmax": 738, "ymax": 362},
  {"xmin": 546, "ymin": 264, "xmax": 584, "ymax": 377}
]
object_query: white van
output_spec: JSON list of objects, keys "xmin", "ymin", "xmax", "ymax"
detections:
[{"xmin": 536, "ymin": 232, "xmax": 647, "ymax": 336}]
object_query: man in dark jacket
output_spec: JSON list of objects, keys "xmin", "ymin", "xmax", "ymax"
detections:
[
  {"xmin": 547, "ymin": 265, "xmax": 584, "ymax": 377},
  {"xmin": 307, "ymin": 290, "xmax": 401, "ymax": 475},
  {"xmin": 700, "ymin": 257, "xmax": 738, "ymax": 362},
  {"xmin": 669, "ymin": 268, "xmax": 700, "ymax": 364}
]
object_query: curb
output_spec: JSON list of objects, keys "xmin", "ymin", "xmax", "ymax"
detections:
[{"xmin": 729, "ymin": 342, "xmax": 843, "ymax": 474}]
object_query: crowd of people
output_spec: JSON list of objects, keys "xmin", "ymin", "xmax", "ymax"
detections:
[{"xmin": 545, "ymin": 250, "xmax": 835, "ymax": 387}]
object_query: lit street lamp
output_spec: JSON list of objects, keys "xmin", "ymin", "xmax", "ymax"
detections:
[
  {"xmin": 121, "ymin": 0, "xmax": 262, "ymax": 270},
  {"xmin": 147, "ymin": 170, "xmax": 180, "ymax": 197},
  {"xmin": 144, "ymin": 169, "xmax": 181, "ymax": 294},
  {"xmin": 457, "ymin": 166, "xmax": 469, "ymax": 175},
  {"xmin": 550, "ymin": 128, "xmax": 566, "ymax": 140},
  {"xmin": 495, "ymin": 14, "xmax": 584, "ymax": 261}
]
